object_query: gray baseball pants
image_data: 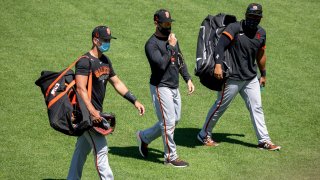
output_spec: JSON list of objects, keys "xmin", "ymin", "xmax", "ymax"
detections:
[
  {"xmin": 67, "ymin": 130, "xmax": 113, "ymax": 180},
  {"xmin": 199, "ymin": 77, "xmax": 272, "ymax": 144},
  {"xmin": 139, "ymin": 85, "xmax": 181, "ymax": 161}
]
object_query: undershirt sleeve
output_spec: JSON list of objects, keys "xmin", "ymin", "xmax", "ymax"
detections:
[{"xmin": 214, "ymin": 34, "xmax": 232, "ymax": 64}]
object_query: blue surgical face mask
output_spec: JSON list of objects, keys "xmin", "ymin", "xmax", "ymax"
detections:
[{"xmin": 98, "ymin": 42, "xmax": 110, "ymax": 52}]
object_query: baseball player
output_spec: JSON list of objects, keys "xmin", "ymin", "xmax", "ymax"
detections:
[
  {"xmin": 136, "ymin": 9, "xmax": 195, "ymax": 167},
  {"xmin": 197, "ymin": 3, "xmax": 281, "ymax": 150},
  {"xmin": 67, "ymin": 26, "xmax": 145, "ymax": 180}
]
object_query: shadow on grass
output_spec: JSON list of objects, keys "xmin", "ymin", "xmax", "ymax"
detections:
[
  {"xmin": 174, "ymin": 127, "xmax": 257, "ymax": 148},
  {"xmin": 108, "ymin": 128, "xmax": 256, "ymax": 164},
  {"xmin": 108, "ymin": 146, "xmax": 163, "ymax": 164}
]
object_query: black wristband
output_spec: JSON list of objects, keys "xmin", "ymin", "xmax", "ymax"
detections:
[
  {"xmin": 123, "ymin": 91, "xmax": 137, "ymax": 104},
  {"xmin": 260, "ymin": 69, "xmax": 266, "ymax": 77}
]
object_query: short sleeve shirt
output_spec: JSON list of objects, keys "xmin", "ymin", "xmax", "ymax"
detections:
[
  {"xmin": 223, "ymin": 20, "xmax": 266, "ymax": 80},
  {"xmin": 75, "ymin": 52, "xmax": 116, "ymax": 111}
]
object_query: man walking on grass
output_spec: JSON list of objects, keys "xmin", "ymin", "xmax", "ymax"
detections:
[
  {"xmin": 197, "ymin": 3, "xmax": 281, "ymax": 151},
  {"xmin": 67, "ymin": 25, "xmax": 145, "ymax": 180},
  {"xmin": 136, "ymin": 9, "xmax": 195, "ymax": 167}
]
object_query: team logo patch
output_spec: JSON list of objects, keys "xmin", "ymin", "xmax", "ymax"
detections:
[
  {"xmin": 256, "ymin": 32, "xmax": 261, "ymax": 39},
  {"xmin": 106, "ymin": 28, "xmax": 111, "ymax": 35},
  {"xmin": 251, "ymin": 5, "xmax": 258, "ymax": 10},
  {"xmin": 165, "ymin": 11, "xmax": 170, "ymax": 18}
]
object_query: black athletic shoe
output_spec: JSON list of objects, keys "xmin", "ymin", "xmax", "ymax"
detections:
[
  {"xmin": 136, "ymin": 131, "xmax": 148, "ymax": 158},
  {"xmin": 164, "ymin": 158, "xmax": 189, "ymax": 168}
]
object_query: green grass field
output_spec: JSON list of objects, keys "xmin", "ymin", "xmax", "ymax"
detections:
[{"xmin": 1, "ymin": 0, "xmax": 319, "ymax": 179}]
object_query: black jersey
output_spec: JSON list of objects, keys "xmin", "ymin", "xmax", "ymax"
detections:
[
  {"xmin": 75, "ymin": 52, "xmax": 116, "ymax": 111},
  {"xmin": 145, "ymin": 34, "xmax": 191, "ymax": 88},
  {"xmin": 223, "ymin": 20, "xmax": 266, "ymax": 80}
]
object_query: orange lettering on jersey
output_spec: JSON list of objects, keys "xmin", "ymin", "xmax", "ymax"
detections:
[{"xmin": 94, "ymin": 66, "xmax": 110, "ymax": 78}]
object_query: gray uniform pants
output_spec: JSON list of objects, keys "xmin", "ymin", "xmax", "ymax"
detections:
[
  {"xmin": 199, "ymin": 77, "xmax": 272, "ymax": 144},
  {"xmin": 140, "ymin": 85, "xmax": 181, "ymax": 161},
  {"xmin": 67, "ymin": 130, "xmax": 113, "ymax": 180}
]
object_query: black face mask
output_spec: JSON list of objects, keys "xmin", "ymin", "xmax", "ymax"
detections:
[
  {"xmin": 245, "ymin": 18, "xmax": 260, "ymax": 29},
  {"xmin": 157, "ymin": 26, "xmax": 171, "ymax": 37}
]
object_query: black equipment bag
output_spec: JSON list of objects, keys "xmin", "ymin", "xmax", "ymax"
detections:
[
  {"xmin": 35, "ymin": 56, "xmax": 93, "ymax": 136},
  {"xmin": 195, "ymin": 13, "xmax": 237, "ymax": 91}
]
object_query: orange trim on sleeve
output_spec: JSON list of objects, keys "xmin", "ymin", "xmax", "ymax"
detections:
[{"xmin": 223, "ymin": 31, "xmax": 233, "ymax": 40}]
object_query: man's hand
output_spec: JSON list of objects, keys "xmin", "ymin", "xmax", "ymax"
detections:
[
  {"xmin": 259, "ymin": 76, "xmax": 266, "ymax": 87},
  {"xmin": 90, "ymin": 109, "xmax": 102, "ymax": 123},
  {"xmin": 168, "ymin": 33, "xmax": 177, "ymax": 47},
  {"xmin": 214, "ymin": 64, "xmax": 223, "ymax": 80},
  {"xmin": 134, "ymin": 101, "xmax": 145, "ymax": 116},
  {"xmin": 76, "ymin": 74, "xmax": 102, "ymax": 123},
  {"xmin": 187, "ymin": 79, "xmax": 195, "ymax": 95}
]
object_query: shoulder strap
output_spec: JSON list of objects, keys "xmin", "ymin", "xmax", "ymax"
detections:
[
  {"xmin": 87, "ymin": 71, "xmax": 92, "ymax": 100},
  {"xmin": 85, "ymin": 56, "xmax": 93, "ymax": 100},
  {"xmin": 45, "ymin": 55, "xmax": 90, "ymax": 97},
  {"xmin": 48, "ymin": 80, "xmax": 76, "ymax": 108}
]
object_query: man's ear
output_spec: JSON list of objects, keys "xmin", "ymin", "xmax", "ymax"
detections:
[{"xmin": 93, "ymin": 37, "xmax": 99, "ymax": 45}]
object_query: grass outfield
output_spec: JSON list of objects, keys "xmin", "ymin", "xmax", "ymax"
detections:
[{"xmin": 1, "ymin": 0, "xmax": 319, "ymax": 179}]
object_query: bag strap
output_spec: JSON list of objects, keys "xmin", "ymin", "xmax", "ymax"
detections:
[
  {"xmin": 45, "ymin": 55, "xmax": 89, "ymax": 97},
  {"xmin": 47, "ymin": 75, "xmax": 93, "ymax": 109},
  {"xmin": 88, "ymin": 72, "xmax": 92, "ymax": 100},
  {"xmin": 48, "ymin": 80, "xmax": 76, "ymax": 108},
  {"xmin": 46, "ymin": 55, "xmax": 93, "ymax": 108}
]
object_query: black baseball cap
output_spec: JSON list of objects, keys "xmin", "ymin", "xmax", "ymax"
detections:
[
  {"xmin": 154, "ymin": 9, "xmax": 174, "ymax": 23},
  {"xmin": 92, "ymin": 26, "xmax": 117, "ymax": 40},
  {"xmin": 246, "ymin": 3, "xmax": 263, "ymax": 17}
]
